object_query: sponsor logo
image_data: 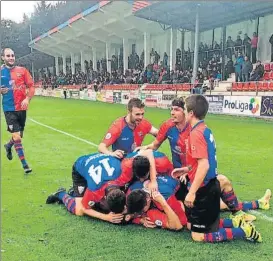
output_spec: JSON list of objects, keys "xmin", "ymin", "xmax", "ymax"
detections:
[
  {"xmin": 78, "ymin": 186, "xmax": 85, "ymax": 195},
  {"xmin": 105, "ymin": 133, "xmax": 111, "ymax": 140},
  {"xmin": 121, "ymin": 137, "xmax": 129, "ymax": 141},
  {"xmin": 88, "ymin": 201, "xmax": 95, "ymax": 207},
  {"xmin": 138, "ymin": 131, "xmax": 143, "ymax": 137},
  {"xmin": 192, "ymin": 224, "xmax": 206, "ymax": 228},
  {"xmin": 155, "ymin": 220, "xmax": 163, "ymax": 227},
  {"xmin": 224, "ymin": 97, "xmax": 260, "ymax": 114}
]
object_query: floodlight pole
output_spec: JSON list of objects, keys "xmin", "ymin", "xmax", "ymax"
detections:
[{"xmin": 191, "ymin": 4, "xmax": 200, "ymax": 85}]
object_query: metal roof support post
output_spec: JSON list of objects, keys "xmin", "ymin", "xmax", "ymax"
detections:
[
  {"xmin": 80, "ymin": 51, "xmax": 85, "ymax": 73},
  {"xmin": 62, "ymin": 54, "xmax": 67, "ymax": 75},
  {"xmin": 170, "ymin": 27, "xmax": 177, "ymax": 71},
  {"xmin": 71, "ymin": 53, "xmax": 75, "ymax": 75},
  {"xmin": 144, "ymin": 32, "xmax": 151, "ymax": 68},
  {"xmin": 181, "ymin": 30, "xmax": 185, "ymax": 70},
  {"xmin": 221, "ymin": 26, "xmax": 227, "ymax": 81},
  {"xmin": 55, "ymin": 56, "xmax": 59, "ymax": 76},
  {"xmin": 106, "ymin": 42, "xmax": 112, "ymax": 73},
  {"xmin": 192, "ymin": 4, "xmax": 200, "ymax": 84},
  {"xmin": 92, "ymin": 48, "xmax": 97, "ymax": 71},
  {"xmin": 123, "ymin": 38, "xmax": 129, "ymax": 74}
]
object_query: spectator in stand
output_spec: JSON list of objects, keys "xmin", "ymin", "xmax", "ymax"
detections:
[
  {"xmin": 243, "ymin": 33, "xmax": 251, "ymax": 58},
  {"xmin": 250, "ymin": 60, "xmax": 264, "ymax": 81},
  {"xmin": 242, "ymin": 56, "xmax": 253, "ymax": 82},
  {"xmin": 225, "ymin": 58, "xmax": 234, "ymax": 80},
  {"xmin": 234, "ymin": 52, "xmax": 244, "ymax": 82},
  {"xmin": 251, "ymin": 32, "xmax": 258, "ymax": 64},
  {"xmin": 235, "ymin": 35, "xmax": 243, "ymax": 53},
  {"xmin": 269, "ymin": 34, "xmax": 273, "ymax": 62},
  {"xmin": 226, "ymin": 36, "xmax": 234, "ymax": 59}
]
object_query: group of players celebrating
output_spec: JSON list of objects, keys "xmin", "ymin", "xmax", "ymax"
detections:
[
  {"xmin": 1, "ymin": 47, "xmax": 270, "ymax": 243},
  {"xmin": 46, "ymin": 96, "xmax": 271, "ymax": 243}
]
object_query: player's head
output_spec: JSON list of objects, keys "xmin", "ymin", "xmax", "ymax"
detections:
[
  {"xmin": 127, "ymin": 98, "xmax": 145, "ymax": 125},
  {"xmin": 1, "ymin": 48, "xmax": 15, "ymax": 67},
  {"xmin": 132, "ymin": 156, "xmax": 150, "ymax": 181},
  {"xmin": 171, "ymin": 97, "xmax": 186, "ymax": 124},
  {"xmin": 185, "ymin": 94, "xmax": 209, "ymax": 123},
  {"xmin": 105, "ymin": 185, "xmax": 126, "ymax": 214},
  {"xmin": 126, "ymin": 189, "xmax": 151, "ymax": 214}
]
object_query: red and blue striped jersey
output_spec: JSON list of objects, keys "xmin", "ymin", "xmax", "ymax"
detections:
[
  {"xmin": 1, "ymin": 65, "xmax": 34, "ymax": 112},
  {"xmin": 102, "ymin": 117, "xmax": 152, "ymax": 153},
  {"xmin": 186, "ymin": 121, "xmax": 218, "ymax": 188},
  {"xmin": 156, "ymin": 119, "xmax": 191, "ymax": 168}
]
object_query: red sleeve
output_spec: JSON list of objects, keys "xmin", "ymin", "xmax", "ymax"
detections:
[
  {"xmin": 147, "ymin": 209, "xmax": 168, "ymax": 229},
  {"xmin": 116, "ymin": 158, "xmax": 133, "ymax": 186},
  {"xmin": 142, "ymin": 119, "xmax": 152, "ymax": 134},
  {"xmin": 132, "ymin": 217, "xmax": 142, "ymax": 225},
  {"xmin": 102, "ymin": 119, "xmax": 122, "ymax": 147},
  {"xmin": 156, "ymin": 121, "xmax": 171, "ymax": 144},
  {"xmin": 167, "ymin": 195, "xmax": 187, "ymax": 226},
  {"xmin": 81, "ymin": 188, "xmax": 104, "ymax": 209},
  {"xmin": 190, "ymin": 130, "xmax": 208, "ymax": 159},
  {"xmin": 24, "ymin": 68, "xmax": 35, "ymax": 98},
  {"xmin": 155, "ymin": 156, "xmax": 174, "ymax": 175}
]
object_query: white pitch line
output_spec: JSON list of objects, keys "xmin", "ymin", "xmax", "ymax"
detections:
[
  {"xmin": 29, "ymin": 118, "xmax": 98, "ymax": 148},
  {"xmin": 249, "ymin": 210, "xmax": 273, "ymax": 223},
  {"xmin": 30, "ymin": 118, "xmax": 273, "ymax": 223}
]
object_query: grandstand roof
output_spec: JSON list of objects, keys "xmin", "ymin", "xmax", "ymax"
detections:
[
  {"xmin": 28, "ymin": 1, "xmax": 163, "ymax": 57},
  {"xmin": 134, "ymin": 1, "xmax": 273, "ymax": 32}
]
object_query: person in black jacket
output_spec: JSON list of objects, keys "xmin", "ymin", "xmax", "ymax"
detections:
[{"xmin": 250, "ymin": 60, "xmax": 264, "ymax": 81}]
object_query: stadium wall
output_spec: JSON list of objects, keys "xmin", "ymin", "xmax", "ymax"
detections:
[{"xmin": 34, "ymin": 88, "xmax": 273, "ymax": 119}]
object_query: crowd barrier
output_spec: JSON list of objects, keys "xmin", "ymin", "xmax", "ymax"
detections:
[{"xmin": 35, "ymin": 87, "xmax": 273, "ymax": 119}]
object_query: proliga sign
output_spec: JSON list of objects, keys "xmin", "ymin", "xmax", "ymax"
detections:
[{"xmin": 223, "ymin": 96, "xmax": 261, "ymax": 116}]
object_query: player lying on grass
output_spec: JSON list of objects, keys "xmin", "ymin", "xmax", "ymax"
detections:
[
  {"xmin": 126, "ymin": 176, "xmax": 262, "ymax": 243},
  {"xmin": 136, "ymin": 97, "xmax": 271, "ymax": 220},
  {"xmin": 46, "ymin": 150, "xmax": 171, "ymax": 223},
  {"xmin": 98, "ymin": 98, "xmax": 158, "ymax": 159}
]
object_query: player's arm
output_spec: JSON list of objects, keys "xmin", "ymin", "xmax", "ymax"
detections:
[
  {"xmin": 98, "ymin": 122, "xmax": 124, "ymax": 158},
  {"xmin": 185, "ymin": 132, "xmax": 209, "ymax": 208},
  {"xmin": 152, "ymin": 192, "xmax": 183, "ymax": 230},
  {"xmin": 24, "ymin": 68, "xmax": 35, "ymax": 100},
  {"xmin": 135, "ymin": 122, "xmax": 168, "ymax": 151},
  {"xmin": 149, "ymin": 126, "xmax": 158, "ymax": 137},
  {"xmin": 82, "ymin": 208, "xmax": 124, "ymax": 224}
]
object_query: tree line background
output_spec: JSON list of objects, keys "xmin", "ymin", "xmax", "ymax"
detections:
[{"xmin": 1, "ymin": 1, "xmax": 97, "ymax": 59}]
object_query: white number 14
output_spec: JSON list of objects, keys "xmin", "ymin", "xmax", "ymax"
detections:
[{"xmin": 88, "ymin": 158, "xmax": 115, "ymax": 185}]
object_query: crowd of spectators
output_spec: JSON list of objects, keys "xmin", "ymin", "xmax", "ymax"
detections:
[{"xmin": 38, "ymin": 31, "xmax": 270, "ymax": 89}]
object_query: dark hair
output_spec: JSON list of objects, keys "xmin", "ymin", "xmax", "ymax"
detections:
[
  {"xmin": 185, "ymin": 94, "xmax": 209, "ymax": 120},
  {"xmin": 132, "ymin": 156, "xmax": 150, "ymax": 179},
  {"xmin": 1, "ymin": 48, "xmax": 13, "ymax": 57},
  {"xmin": 172, "ymin": 97, "xmax": 185, "ymax": 109},
  {"xmin": 106, "ymin": 188, "xmax": 126, "ymax": 214},
  {"xmin": 127, "ymin": 98, "xmax": 145, "ymax": 112},
  {"xmin": 127, "ymin": 190, "xmax": 147, "ymax": 214}
]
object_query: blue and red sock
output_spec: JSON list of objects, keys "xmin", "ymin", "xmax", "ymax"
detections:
[
  {"xmin": 204, "ymin": 228, "xmax": 246, "ymax": 242},
  {"xmin": 5, "ymin": 139, "xmax": 14, "ymax": 149},
  {"xmin": 58, "ymin": 192, "xmax": 76, "ymax": 215},
  {"xmin": 238, "ymin": 201, "xmax": 259, "ymax": 211},
  {"xmin": 219, "ymin": 218, "xmax": 233, "ymax": 228},
  {"xmin": 14, "ymin": 140, "xmax": 28, "ymax": 167}
]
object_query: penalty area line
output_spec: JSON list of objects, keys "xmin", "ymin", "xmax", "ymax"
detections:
[{"xmin": 29, "ymin": 118, "xmax": 273, "ymax": 223}]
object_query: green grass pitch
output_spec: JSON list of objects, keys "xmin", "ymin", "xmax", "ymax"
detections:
[{"xmin": 1, "ymin": 97, "xmax": 273, "ymax": 261}]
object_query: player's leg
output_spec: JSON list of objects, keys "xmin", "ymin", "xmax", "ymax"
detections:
[
  {"xmin": 12, "ymin": 111, "xmax": 31, "ymax": 173},
  {"xmin": 72, "ymin": 164, "xmax": 87, "ymax": 197},
  {"xmin": 3, "ymin": 111, "xmax": 15, "ymax": 160},
  {"xmin": 46, "ymin": 187, "xmax": 84, "ymax": 216},
  {"xmin": 218, "ymin": 175, "xmax": 271, "ymax": 216}
]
